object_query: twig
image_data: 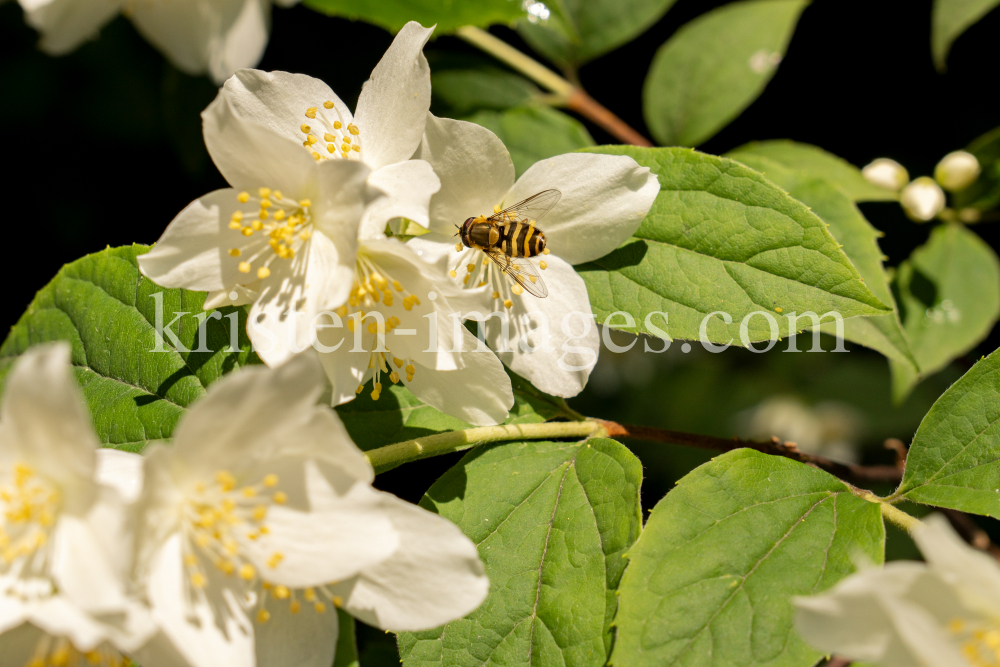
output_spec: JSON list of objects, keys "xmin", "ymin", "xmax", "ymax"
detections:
[
  {"xmin": 596, "ymin": 420, "xmax": 903, "ymax": 485},
  {"xmin": 823, "ymin": 658, "xmax": 852, "ymax": 667},
  {"xmin": 455, "ymin": 26, "xmax": 653, "ymax": 147},
  {"xmin": 884, "ymin": 438, "xmax": 908, "ymax": 469},
  {"xmin": 942, "ymin": 509, "xmax": 1000, "ymax": 561}
]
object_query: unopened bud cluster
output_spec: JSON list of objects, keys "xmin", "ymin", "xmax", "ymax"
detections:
[{"xmin": 862, "ymin": 149, "xmax": 982, "ymax": 223}]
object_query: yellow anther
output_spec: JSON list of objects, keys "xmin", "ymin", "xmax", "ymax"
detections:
[
  {"xmin": 492, "ymin": 290, "xmax": 500, "ymax": 299},
  {"xmin": 455, "ymin": 243, "xmax": 463, "ymax": 252},
  {"xmin": 313, "ymin": 152, "xmax": 321, "ymax": 161},
  {"xmin": 260, "ymin": 199, "xmax": 272, "ymax": 209},
  {"xmin": 258, "ymin": 187, "xmax": 271, "ymax": 198},
  {"xmin": 219, "ymin": 560, "xmax": 235, "ymax": 575},
  {"xmin": 305, "ymin": 107, "xmax": 317, "ymax": 119},
  {"xmin": 332, "ymin": 596, "xmax": 344, "ymax": 608},
  {"xmin": 529, "ymin": 275, "xmax": 537, "ymax": 283},
  {"xmin": 304, "ymin": 135, "xmax": 317, "ymax": 146},
  {"xmin": 229, "ymin": 220, "xmax": 242, "ymax": 230},
  {"xmin": 299, "ymin": 199, "xmax": 312, "ymax": 207},
  {"xmin": 343, "ymin": 136, "xmax": 351, "ymax": 144},
  {"xmin": 274, "ymin": 585, "xmax": 290, "ymax": 600},
  {"xmin": 336, "ymin": 305, "xmax": 348, "ymax": 318},
  {"xmin": 315, "ymin": 602, "xmax": 327, "ymax": 613},
  {"xmin": 229, "ymin": 248, "xmax": 241, "ymax": 257},
  {"xmin": 238, "ymin": 191, "xmax": 249, "ymax": 203},
  {"xmin": 449, "ymin": 270, "xmax": 457, "ymax": 278},
  {"xmin": 477, "ymin": 281, "xmax": 486, "ymax": 287},
  {"xmin": 216, "ymin": 471, "xmax": 237, "ymax": 491},
  {"xmin": 239, "ymin": 564, "xmax": 255, "ymax": 580},
  {"xmin": 242, "ymin": 227, "xmax": 254, "ymax": 237},
  {"xmin": 231, "ymin": 211, "xmax": 243, "ymax": 222},
  {"xmin": 348, "ymin": 123, "xmax": 360, "ymax": 135},
  {"xmin": 241, "ymin": 486, "xmax": 256, "ymax": 498},
  {"xmin": 539, "ymin": 260, "xmax": 548, "ymax": 270},
  {"xmin": 274, "ymin": 492, "xmax": 287, "ymax": 504},
  {"xmin": 327, "ymin": 143, "xmax": 336, "ymax": 153},
  {"xmin": 511, "ymin": 284, "xmax": 524, "ymax": 296},
  {"xmin": 368, "ymin": 322, "xmax": 378, "ymax": 334},
  {"xmin": 393, "ymin": 357, "xmax": 404, "ymax": 368},
  {"xmin": 494, "ymin": 204, "xmax": 502, "ymax": 213},
  {"xmin": 353, "ymin": 145, "xmax": 361, "ymax": 152},
  {"xmin": 274, "ymin": 209, "xmax": 286, "ymax": 221},
  {"xmin": 324, "ymin": 133, "xmax": 336, "ymax": 142},
  {"xmin": 333, "ymin": 121, "xmax": 342, "ymax": 129},
  {"xmin": 50, "ymin": 646, "xmax": 70, "ymax": 666},
  {"xmin": 371, "ymin": 390, "xmax": 380, "ymax": 401},
  {"xmin": 324, "ymin": 101, "xmax": 334, "ymax": 109},
  {"xmin": 463, "ymin": 276, "xmax": 470, "ymax": 285},
  {"xmin": 467, "ymin": 263, "xmax": 475, "ymax": 273},
  {"xmin": 542, "ymin": 248, "xmax": 550, "ymax": 255},
  {"xmin": 252, "ymin": 220, "xmax": 264, "ymax": 231},
  {"xmin": 263, "ymin": 474, "xmax": 279, "ymax": 487},
  {"xmin": 184, "ymin": 554, "xmax": 198, "ymax": 566},
  {"xmin": 257, "ymin": 267, "xmax": 271, "ymax": 279},
  {"xmin": 405, "ymin": 364, "xmax": 415, "ymax": 375},
  {"xmin": 393, "ymin": 280, "xmax": 403, "ymax": 291},
  {"xmin": 504, "ymin": 299, "xmax": 513, "ymax": 309},
  {"xmin": 257, "ymin": 609, "xmax": 271, "ymax": 623},
  {"xmin": 290, "ymin": 600, "xmax": 302, "ymax": 613},
  {"xmin": 390, "ymin": 371, "xmax": 399, "ymax": 383},
  {"xmin": 347, "ymin": 318, "xmax": 356, "ymax": 332},
  {"xmin": 267, "ymin": 552, "xmax": 284, "ymax": 568},
  {"xmin": 300, "ymin": 124, "xmax": 311, "ymax": 133},
  {"xmin": 273, "ymin": 191, "xmax": 283, "ymax": 200},
  {"xmin": 191, "ymin": 572, "xmax": 207, "ymax": 588}
]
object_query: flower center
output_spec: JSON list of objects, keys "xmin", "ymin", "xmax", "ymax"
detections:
[
  {"xmin": 332, "ymin": 255, "xmax": 420, "ymax": 400},
  {"xmin": 0, "ymin": 462, "xmax": 59, "ymax": 570},
  {"xmin": 24, "ymin": 635, "xmax": 128, "ymax": 667},
  {"xmin": 949, "ymin": 617, "xmax": 1000, "ymax": 667},
  {"xmin": 180, "ymin": 471, "xmax": 286, "ymax": 590},
  {"xmin": 253, "ymin": 581, "xmax": 344, "ymax": 624},
  {"xmin": 227, "ymin": 188, "xmax": 313, "ymax": 280},
  {"xmin": 300, "ymin": 102, "xmax": 362, "ymax": 162}
]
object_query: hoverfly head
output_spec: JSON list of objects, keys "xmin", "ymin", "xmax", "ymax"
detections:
[{"xmin": 458, "ymin": 217, "xmax": 476, "ymax": 247}]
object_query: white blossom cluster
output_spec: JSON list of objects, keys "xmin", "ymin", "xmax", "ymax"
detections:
[
  {"xmin": 0, "ymin": 22, "xmax": 659, "ymax": 667},
  {"xmin": 138, "ymin": 22, "xmax": 660, "ymax": 423}
]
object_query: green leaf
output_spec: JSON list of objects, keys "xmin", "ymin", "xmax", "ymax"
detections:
[
  {"xmin": 0, "ymin": 245, "xmax": 260, "ymax": 452},
  {"xmin": 931, "ymin": 0, "xmax": 1000, "ymax": 71},
  {"xmin": 338, "ymin": 370, "xmax": 577, "ymax": 451},
  {"xmin": 953, "ymin": 125, "xmax": 1000, "ymax": 212},
  {"xmin": 577, "ymin": 146, "xmax": 891, "ymax": 347},
  {"xmin": 301, "ymin": 0, "xmax": 526, "ymax": 34},
  {"xmin": 398, "ymin": 438, "xmax": 643, "ymax": 667},
  {"xmin": 516, "ymin": 0, "xmax": 678, "ymax": 68},
  {"xmin": 898, "ymin": 348, "xmax": 1000, "ymax": 516},
  {"xmin": 612, "ymin": 448, "xmax": 885, "ymax": 667},
  {"xmin": 461, "ymin": 106, "xmax": 595, "ymax": 177},
  {"xmin": 432, "ymin": 68, "xmax": 541, "ymax": 115},
  {"xmin": 727, "ymin": 140, "xmax": 898, "ymax": 202},
  {"xmin": 335, "ymin": 609, "xmax": 361, "ymax": 667},
  {"xmin": 643, "ymin": 0, "xmax": 807, "ymax": 147},
  {"xmin": 890, "ymin": 224, "xmax": 1000, "ymax": 401},
  {"xmin": 725, "ymin": 150, "xmax": 917, "ymax": 369}
]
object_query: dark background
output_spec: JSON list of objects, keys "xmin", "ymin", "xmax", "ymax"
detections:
[{"xmin": 1, "ymin": 0, "xmax": 998, "ymax": 606}]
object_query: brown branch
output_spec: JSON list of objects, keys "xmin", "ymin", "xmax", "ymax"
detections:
[
  {"xmin": 596, "ymin": 420, "xmax": 903, "ymax": 485},
  {"xmin": 822, "ymin": 658, "xmax": 852, "ymax": 667},
  {"xmin": 566, "ymin": 89, "xmax": 653, "ymax": 147}
]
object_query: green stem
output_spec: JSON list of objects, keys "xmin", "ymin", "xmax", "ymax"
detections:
[
  {"xmin": 455, "ymin": 26, "xmax": 575, "ymax": 98},
  {"xmin": 365, "ymin": 420, "xmax": 601, "ymax": 474},
  {"xmin": 852, "ymin": 488, "xmax": 922, "ymax": 533}
]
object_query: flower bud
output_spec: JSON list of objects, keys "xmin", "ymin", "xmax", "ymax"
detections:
[
  {"xmin": 861, "ymin": 158, "xmax": 909, "ymax": 192},
  {"xmin": 934, "ymin": 150, "xmax": 981, "ymax": 192},
  {"xmin": 899, "ymin": 177, "xmax": 946, "ymax": 222}
]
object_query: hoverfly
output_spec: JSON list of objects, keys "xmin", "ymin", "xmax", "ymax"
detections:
[{"xmin": 458, "ymin": 189, "xmax": 561, "ymax": 299}]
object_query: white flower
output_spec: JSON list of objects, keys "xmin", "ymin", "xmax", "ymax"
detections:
[
  {"xmin": 129, "ymin": 352, "xmax": 488, "ymax": 667},
  {"xmin": 901, "ymin": 176, "xmax": 947, "ymax": 222},
  {"xmin": 17, "ymin": 0, "xmax": 296, "ymax": 83},
  {"xmin": 794, "ymin": 514, "xmax": 1000, "ymax": 667},
  {"xmin": 140, "ymin": 22, "xmax": 445, "ymax": 370},
  {"xmin": 0, "ymin": 344, "xmax": 154, "ymax": 666},
  {"xmin": 407, "ymin": 114, "xmax": 660, "ymax": 397},
  {"xmin": 863, "ymin": 158, "xmax": 910, "ymax": 192},
  {"xmin": 936, "ymin": 151, "xmax": 982, "ymax": 192}
]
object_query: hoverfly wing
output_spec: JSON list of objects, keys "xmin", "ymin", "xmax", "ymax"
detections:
[
  {"xmin": 487, "ymin": 250, "xmax": 548, "ymax": 298},
  {"xmin": 489, "ymin": 189, "xmax": 561, "ymax": 225}
]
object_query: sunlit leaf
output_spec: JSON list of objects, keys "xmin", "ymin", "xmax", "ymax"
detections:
[
  {"xmin": 612, "ymin": 448, "xmax": 884, "ymax": 667},
  {"xmin": 643, "ymin": 0, "xmax": 807, "ymax": 147}
]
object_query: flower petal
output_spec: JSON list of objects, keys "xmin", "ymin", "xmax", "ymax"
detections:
[
  {"xmin": 415, "ymin": 114, "xmax": 514, "ymax": 236},
  {"xmin": 0, "ymin": 343, "xmax": 97, "ymax": 491},
  {"xmin": 218, "ymin": 69, "xmax": 354, "ymax": 150},
  {"xmin": 249, "ymin": 229, "xmax": 355, "ymax": 367},
  {"xmin": 504, "ymin": 152, "xmax": 660, "ymax": 265},
  {"xmin": 19, "ymin": 0, "xmax": 121, "ymax": 55},
  {"xmin": 203, "ymin": 86, "xmax": 319, "ymax": 196},
  {"xmin": 353, "ymin": 21, "xmax": 433, "ymax": 170},
  {"xmin": 483, "ymin": 254, "xmax": 599, "ymax": 398},
  {"xmin": 359, "ymin": 159, "xmax": 440, "ymax": 240},
  {"xmin": 0, "ymin": 595, "xmax": 27, "ymax": 636},
  {"xmin": 130, "ymin": 0, "xmax": 266, "ymax": 82},
  {"xmin": 254, "ymin": 593, "xmax": 339, "ymax": 667},
  {"xmin": 204, "ymin": 281, "xmax": 261, "ymax": 309},
  {"xmin": 139, "ymin": 188, "xmax": 256, "ymax": 292},
  {"xmin": 327, "ymin": 492, "xmax": 487, "ymax": 631},
  {"xmin": 144, "ymin": 534, "xmax": 256, "ymax": 667},
  {"xmin": 405, "ymin": 236, "xmax": 494, "ymax": 313},
  {"xmin": 50, "ymin": 511, "xmax": 128, "ymax": 615},
  {"xmin": 406, "ymin": 327, "xmax": 513, "ymax": 426},
  {"xmin": 913, "ymin": 513, "xmax": 1000, "ymax": 618},
  {"xmin": 241, "ymin": 460, "xmax": 398, "ymax": 587}
]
